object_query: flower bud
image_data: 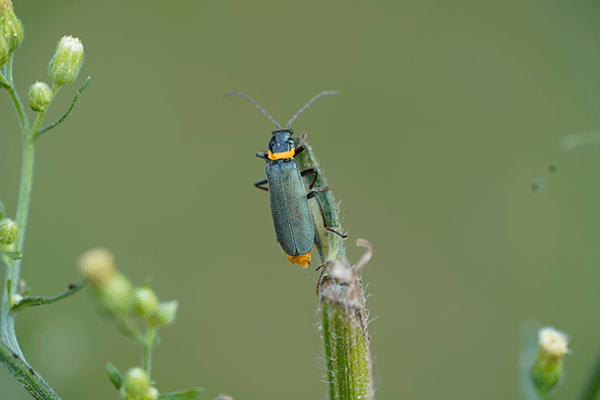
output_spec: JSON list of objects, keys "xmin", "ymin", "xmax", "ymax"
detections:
[
  {"xmin": 78, "ymin": 248, "xmax": 116, "ymax": 286},
  {"xmin": 0, "ymin": 33, "xmax": 8, "ymax": 70},
  {"xmin": 0, "ymin": 218, "xmax": 18, "ymax": 245},
  {"xmin": 28, "ymin": 81, "xmax": 52, "ymax": 112},
  {"xmin": 142, "ymin": 387, "xmax": 159, "ymax": 400},
  {"xmin": 531, "ymin": 327, "xmax": 570, "ymax": 396},
  {"xmin": 9, "ymin": 294, "xmax": 22, "ymax": 306},
  {"xmin": 124, "ymin": 367, "xmax": 150, "ymax": 399},
  {"xmin": 134, "ymin": 287, "xmax": 158, "ymax": 318},
  {"xmin": 47, "ymin": 35, "xmax": 84, "ymax": 86},
  {"xmin": 16, "ymin": 279, "xmax": 26, "ymax": 294},
  {"xmin": 0, "ymin": 0, "xmax": 23, "ymax": 53},
  {"xmin": 149, "ymin": 300, "xmax": 178, "ymax": 326},
  {"xmin": 100, "ymin": 273, "xmax": 135, "ymax": 315}
]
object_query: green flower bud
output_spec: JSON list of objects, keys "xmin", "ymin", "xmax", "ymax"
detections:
[
  {"xmin": 142, "ymin": 387, "xmax": 159, "ymax": 400},
  {"xmin": 47, "ymin": 35, "xmax": 84, "ymax": 86},
  {"xmin": 28, "ymin": 81, "xmax": 52, "ymax": 112},
  {"xmin": 134, "ymin": 287, "xmax": 158, "ymax": 318},
  {"xmin": 0, "ymin": 32, "xmax": 8, "ymax": 69},
  {"xmin": 0, "ymin": 0, "xmax": 23, "ymax": 52},
  {"xmin": 9, "ymin": 294, "xmax": 22, "ymax": 306},
  {"xmin": 78, "ymin": 248, "xmax": 116, "ymax": 286},
  {"xmin": 530, "ymin": 327, "xmax": 570, "ymax": 396},
  {"xmin": 124, "ymin": 367, "xmax": 150, "ymax": 399},
  {"xmin": 0, "ymin": 218, "xmax": 18, "ymax": 244},
  {"xmin": 149, "ymin": 300, "xmax": 178, "ymax": 326},
  {"xmin": 100, "ymin": 273, "xmax": 135, "ymax": 315}
]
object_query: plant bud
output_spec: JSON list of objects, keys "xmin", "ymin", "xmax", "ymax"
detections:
[
  {"xmin": 0, "ymin": 0, "xmax": 23, "ymax": 52},
  {"xmin": 0, "ymin": 218, "xmax": 18, "ymax": 244},
  {"xmin": 100, "ymin": 273, "xmax": 135, "ymax": 315},
  {"xmin": 531, "ymin": 327, "xmax": 570, "ymax": 396},
  {"xmin": 9, "ymin": 294, "xmax": 22, "ymax": 306},
  {"xmin": 149, "ymin": 300, "xmax": 178, "ymax": 326},
  {"xmin": 142, "ymin": 387, "xmax": 159, "ymax": 400},
  {"xmin": 47, "ymin": 35, "xmax": 84, "ymax": 86},
  {"xmin": 134, "ymin": 287, "xmax": 158, "ymax": 318},
  {"xmin": 28, "ymin": 81, "xmax": 52, "ymax": 112},
  {"xmin": 124, "ymin": 367, "xmax": 150, "ymax": 399},
  {"xmin": 78, "ymin": 248, "xmax": 116, "ymax": 286},
  {"xmin": 0, "ymin": 33, "xmax": 8, "ymax": 69}
]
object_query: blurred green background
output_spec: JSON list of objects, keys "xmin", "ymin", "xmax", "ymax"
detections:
[{"xmin": 1, "ymin": 0, "xmax": 600, "ymax": 399}]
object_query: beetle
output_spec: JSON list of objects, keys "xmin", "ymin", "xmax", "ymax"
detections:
[{"xmin": 226, "ymin": 91, "xmax": 348, "ymax": 268}]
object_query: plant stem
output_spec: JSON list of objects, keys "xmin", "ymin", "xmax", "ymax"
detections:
[
  {"xmin": 143, "ymin": 327, "xmax": 157, "ymax": 377},
  {"xmin": 5, "ymin": 54, "xmax": 30, "ymax": 134},
  {"xmin": 0, "ymin": 57, "xmax": 64, "ymax": 399},
  {"xmin": 576, "ymin": 348, "xmax": 600, "ymax": 400},
  {"xmin": 294, "ymin": 132, "xmax": 375, "ymax": 400},
  {"xmin": 0, "ymin": 340, "xmax": 61, "ymax": 399}
]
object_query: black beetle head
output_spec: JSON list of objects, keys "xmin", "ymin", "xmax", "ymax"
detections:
[{"xmin": 268, "ymin": 129, "xmax": 295, "ymax": 156}]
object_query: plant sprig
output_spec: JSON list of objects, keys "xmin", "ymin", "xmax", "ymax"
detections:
[{"xmin": 0, "ymin": 1, "xmax": 89, "ymax": 399}]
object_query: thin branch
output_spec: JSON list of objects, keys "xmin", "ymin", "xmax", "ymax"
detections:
[{"xmin": 34, "ymin": 76, "xmax": 91, "ymax": 140}]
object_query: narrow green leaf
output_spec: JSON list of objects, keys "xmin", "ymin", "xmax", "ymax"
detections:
[
  {"xmin": 0, "ymin": 199, "xmax": 5, "ymax": 219},
  {"xmin": 2, "ymin": 250, "xmax": 22, "ymax": 260},
  {"xmin": 158, "ymin": 388, "xmax": 203, "ymax": 400},
  {"xmin": 34, "ymin": 76, "xmax": 91, "ymax": 140},
  {"xmin": 10, "ymin": 280, "xmax": 86, "ymax": 313},
  {"xmin": 106, "ymin": 362, "xmax": 123, "ymax": 390}
]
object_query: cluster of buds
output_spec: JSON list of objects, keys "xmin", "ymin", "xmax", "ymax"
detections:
[
  {"xmin": 530, "ymin": 326, "xmax": 570, "ymax": 396},
  {"xmin": 27, "ymin": 35, "xmax": 84, "ymax": 112},
  {"xmin": 122, "ymin": 367, "xmax": 158, "ymax": 400},
  {"xmin": 0, "ymin": 0, "xmax": 24, "ymax": 68},
  {"xmin": 78, "ymin": 248, "xmax": 178, "ymax": 325}
]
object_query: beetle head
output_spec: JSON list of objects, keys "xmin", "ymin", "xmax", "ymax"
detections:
[{"xmin": 267, "ymin": 129, "xmax": 296, "ymax": 160}]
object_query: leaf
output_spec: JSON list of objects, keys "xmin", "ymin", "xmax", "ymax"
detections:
[
  {"xmin": 158, "ymin": 388, "xmax": 203, "ymax": 400},
  {"xmin": 10, "ymin": 280, "xmax": 86, "ymax": 313},
  {"xmin": 106, "ymin": 362, "xmax": 123, "ymax": 390},
  {"xmin": 2, "ymin": 250, "xmax": 22, "ymax": 260}
]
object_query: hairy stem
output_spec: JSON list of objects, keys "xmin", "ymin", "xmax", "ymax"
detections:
[
  {"xmin": 0, "ymin": 56, "xmax": 65, "ymax": 400},
  {"xmin": 294, "ymin": 132, "xmax": 375, "ymax": 400},
  {"xmin": 5, "ymin": 54, "xmax": 30, "ymax": 134}
]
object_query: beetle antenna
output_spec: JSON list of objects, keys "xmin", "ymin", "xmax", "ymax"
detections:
[
  {"xmin": 225, "ymin": 91, "xmax": 281, "ymax": 129},
  {"xmin": 286, "ymin": 90, "xmax": 340, "ymax": 129}
]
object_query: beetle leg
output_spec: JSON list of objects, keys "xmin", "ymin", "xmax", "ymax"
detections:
[
  {"xmin": 295, "ymin": 131, "xmax": 308, "ymax": 148},
  {"xmin": 294, "ymin": 131, "xmax": 309, "ymax": 155},
  {"xmin": 306, "ymin": 191, "xmax": 348, "ymax": 239},
  {"xmin": 300, "ymin": 168, "xmax": 320, "ymax": 189},
  {"xmin": 295, "ymin": 144, "xmax": 307, "ymax": 156},
  {"xmin": 254, "ymin": 178, "xmax": 269, "ymax": 191}
]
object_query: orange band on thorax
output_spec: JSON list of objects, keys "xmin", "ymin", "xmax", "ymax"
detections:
[{"xmin": 268, "ymin": 148, "xmax": 295, "ymax": 160}]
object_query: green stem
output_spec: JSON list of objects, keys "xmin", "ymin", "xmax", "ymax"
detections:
[
  {"xmin": 294, "ymin": 132, "xmax": 375, "ymax": 400},
  {"xmin": 5, "ymin": 54, "xmax": 30, "ymax": 134},
  {"xmin": 142, "ymin": 327, "xmax": 157, "ymax": 377},
  {"xmin": 576, "ymin": 348, "xmax": 600, "ymax": 400},
  {"xmin": 0, "ymin": 340, "xmax": 61, "ymax": 399},
  {"xmin": 0, "ymin": 66, "xmax": 64, "ymax": 399}
]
